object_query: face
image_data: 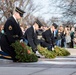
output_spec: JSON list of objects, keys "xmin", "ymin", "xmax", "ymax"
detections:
[
  {"xmin": 51, "ymin": 26, "xmax": 55, "ymax": 31},
  {"xmin": 34, "ymin": 23, "xmax": 39, "ymax": 30},
  {"xmin": 16, "ymin": 12, "xmax": 22, "ymax": 19}
]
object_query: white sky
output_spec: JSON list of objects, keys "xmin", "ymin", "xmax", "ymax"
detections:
[
  {"xmin": 32, "ymin": 0, "xmax": 63, "ymax": 21},
  {"xmin": 14, "ymin": 0, "xmax": 69, "ymax": 23},
  {"xmin": 14, "ymin": 0, "xmax": 64, "ymax": 21}
]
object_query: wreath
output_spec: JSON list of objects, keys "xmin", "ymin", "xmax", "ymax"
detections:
[
  {"xmin": 11, "ymin": 40, "xmax": 38, "ymax": 62},
  {"xmin": 11, "ymin": 41, "xmax": 70, "ymax": 62},
  {"xmin": 37, "ymin": 45, "xmax": 70, "ymax": 58}
]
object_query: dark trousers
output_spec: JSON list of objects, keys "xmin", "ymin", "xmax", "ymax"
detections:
[
  {"xmin": 40, "ymin": 40, "xmax": 52, "ymax": 51},
  {"xmin": 1, "ymin": 46, "xmax": 16, "ymax": 61}
]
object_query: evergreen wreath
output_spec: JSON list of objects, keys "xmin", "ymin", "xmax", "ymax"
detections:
[
  {"xmin": 54, "ymin": 46, "xmax": 70, "ymax": 56},
  {"xmin": 11, "ymin": 41, "xmax": 70, "ymax": 62},
  {"xmin": 11, "ymin": 40, "xmax": 38, "ymax": 62},
  {"xmin": 37, "ymin": 45, "xmax": 56, "ymax": 59},
  {"xmin": 37, "ymin": 45, "xmax": 70, "ymax": 58}
]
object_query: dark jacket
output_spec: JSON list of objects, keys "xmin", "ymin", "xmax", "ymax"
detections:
[
  {"xmin": 42, "ymin": 29, "xmax": 54, "ymax": 44},
  {"xmin": 4, "ymin": 16, "xmax": 23, "ymax": 44},
  {"xmin": 41, "ymin": 28, "xmax": 55, "ymax": 48},
  {"xmin": 0, "ymin": 16, "xmax": 23, "ymax": 60},
  {"xmin": 24, "ymin": 26, "xmax": 39, "ymax": 51}
]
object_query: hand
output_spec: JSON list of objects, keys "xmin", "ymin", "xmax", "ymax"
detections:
[
  {"xmin": 20, "ymin": 39, "xmax": 23, "ymax": 43},
  {"xmin": 32, "ymin": 47, "xmax": 37, "ymax": 53}
]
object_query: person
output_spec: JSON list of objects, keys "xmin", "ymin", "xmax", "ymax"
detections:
[
  {"xmin": 0, "ymin": 7, "xmax": 25, "ymax": 62},
  {"xmin": 0, "ymin": 25, "xmax": 4, "ymax": 46},
  {"xmin": 65, "ymin": 26, "xmax": 71, "ymax": 48},
  {"xmin": 24, "ymin": 19, "xmax": 43, "ymax": 55},
  {"xmin": 51, "ymin": 23, "xmax": 58, "ymax": 46},
  {"xmin": 70, "ymin": 26, "xmax": 75, "ymax": 48},
  {"xmin": 40, "ymin": 26, "xmax": 55, "ymax": 51}
]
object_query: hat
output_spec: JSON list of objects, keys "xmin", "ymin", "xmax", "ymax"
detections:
[
  {"xmin": 52, "ymin": 23, "xmax": 58, "ymax": 29},
  {"xmin": 15, "ymin": 7, "xmax": 25, "ymax": 17},
  {"xmin": 35, "ymin": 19, "xmax": 43, "ymax": 28}
]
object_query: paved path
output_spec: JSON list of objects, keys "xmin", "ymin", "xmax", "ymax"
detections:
[
  {"xmin": 0, "ymin": 56, "xmax": 76, "ymax": 75},
  {"xmin": 66, "ymin": 48, "xmax": 76, "ymax": 55},
  {"xmin": 0, "ymin": 48, "xmax": 76, "ymax": 75}
]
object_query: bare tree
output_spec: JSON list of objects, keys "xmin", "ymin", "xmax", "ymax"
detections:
[
  {"xmin": 0, "ymin": 0, "xmax": 30, "ymax": 24},
  {"xmin": 0, "ymin": 0, "xmax": 44, "ymax": 26},
  {"xmin": 23, "ymin": 0, "xmax": 44, "ymax": 26},
  {"xmin": 42, "ymin": 0, "xmax": 76, "ymax": 25},
  {"xmin": 58, "ymin": 0, "xmax": 76, "ymax": 24}
]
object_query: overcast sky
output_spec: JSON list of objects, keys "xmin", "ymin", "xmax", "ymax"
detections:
[
  {"xmin": 14, "ymin": 0, "xmax": 66, "ymax": 22},
  {"xmin": 32, "ymin": 0, "xmax": 63, "ymax": 21}
]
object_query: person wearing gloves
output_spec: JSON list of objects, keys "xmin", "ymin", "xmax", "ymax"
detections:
[
  {"xmin": 0, "ymin": 7, "xmax": 25, "ymax": 62},
  {"xmin": 24, "ymin": 19, "xmax": 43, "ymax": 57},
  {"xmin": 41, "ymin": 27, "xmax": 54, "ymax": 51}
]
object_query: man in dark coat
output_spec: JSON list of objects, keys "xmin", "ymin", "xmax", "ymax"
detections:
[
  {"xmin": 41, "ymin": 27, "xmax": 55, "ymax": 51},
  {"xmin": 0, "ymin": 7, "xmax": 25, "ymax": 62},
  {"xmin": 24, "ymin": 19, "xmax": 43, "ymax": 53},
  {"xmin": 51, "ymin": 23, "xmax": 58, "ymax": 45}
]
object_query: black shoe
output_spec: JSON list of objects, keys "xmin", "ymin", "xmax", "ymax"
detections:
[
  {"xmin": 48, "ymin": 46, "xmax": 52, "ymax": 51},
  {"xmin": 13, "ymin": 60, "xmax": 18, "ymax": 62},
  {"xmin": 37, "ymin": 56, "xmax": 40, "ymax": 58},
  {"xmin": 13, "ymin": 58, "xmax": 19, "ymax": 62}
]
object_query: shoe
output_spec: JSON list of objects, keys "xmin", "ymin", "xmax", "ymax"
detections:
[
  {"xmin": 48, "ymin": 46, "xmax": 52, "ymax": 51},
  {"xmin": 36, "ymin": 51, "xmax": 44, "ymax": 58},
  {"xmin": 13, "ymin": 58, "xmax": 19, "ymax": 62},
  {"xmin": 36, "ymin": 55, "xmax": 40, "ymax": 58},
  {"xmin": 13, "ymin": 60, "xmax": 18, "ymax": 62}
]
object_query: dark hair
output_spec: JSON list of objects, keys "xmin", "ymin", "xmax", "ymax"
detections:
[
  {"xmin": 33, "ymin": 19, "xmax": 43, "ymax": 28},
  {"xmin": 52, "ymin": 23, "xmax": 58, "ymax": 29}
]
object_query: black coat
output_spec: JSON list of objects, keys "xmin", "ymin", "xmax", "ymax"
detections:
[
  {"xmin": 24, "ymin": 26, "xmax": 39, "ymax": 51},
  {"xmin": 0, "ymin": 16, "xmax": 23, "ymax": 60},
  {"xmin": 41, "ymin": 29, "xmax": 55, "ymax": 47},
  {"xmin": 4, "ymin": 16, "xmax": 23, "ymax": 44},
  {"xmin": 0, "ymin": 32, "xmax": 2, "ymax": 46}
]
